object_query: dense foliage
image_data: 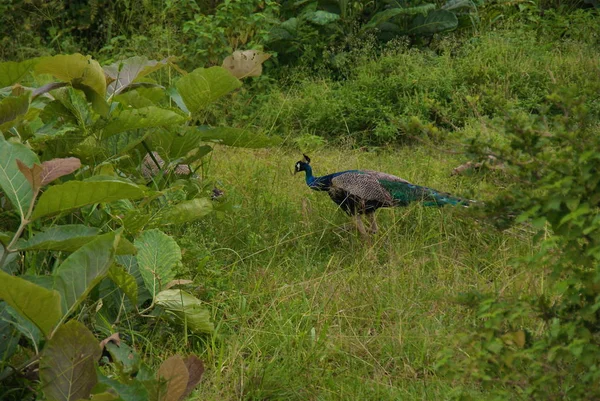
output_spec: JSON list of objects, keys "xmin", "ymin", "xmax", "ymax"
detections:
[
  {"xmin": 437, "ymin": 90, "xmax": 600, "ymax": 399},
  {"xmin": 0, "ymin": 52, "xmax": 276, "ymax": 400}
]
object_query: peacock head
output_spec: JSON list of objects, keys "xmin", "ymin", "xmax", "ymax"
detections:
[{"xmin": 294, "ymin": 154, "xmax": 311, "ymax": 174}]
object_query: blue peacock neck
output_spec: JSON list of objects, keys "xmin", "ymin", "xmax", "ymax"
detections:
[
  {"xmin": 303, "ymin": 166, "xmax": 333, "ymax": 191},
  {"xmin": 304, "ymin": 165, "xmax": 316, "ymax": 186}
]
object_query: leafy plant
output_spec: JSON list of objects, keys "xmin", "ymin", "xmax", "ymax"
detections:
[
  {"xmin": 0, "ymin": 52, "xmax": 278, "ymax": 399},
  {"xmin": 182, "ymin": 0, "xmax": 280, "ymax": 66},
  {"xmin": 266, "ymin": 0, "xmax": 480, "ymax": 65},
  {"xmin": 438, "ymin": 89, "xmax": 600, "ymax": 399}
]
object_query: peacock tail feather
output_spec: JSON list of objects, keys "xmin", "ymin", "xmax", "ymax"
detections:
[{"xmin": 378, "ymin": 179, "xmax": 470, "ymax": 207}]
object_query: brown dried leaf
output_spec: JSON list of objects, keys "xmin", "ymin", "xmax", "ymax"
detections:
[
  {"xmin": 99, "ymin": 332, "xmax": 121, "ymax": 351},
  {"xmin": 16, "ymin": 159, "xmax": 43, "ymax": 191},
  {"xmin": 157, "ymin": 355, "xmax": 189, "ymax": 401},
  {"xmin": 451, "ymin": 155, "xmax": 504, "ymax": 176},
  {"xmin": 40, "ymin": 157, "xmax": 81, "ymax": 185},
  {"xmin": 222, "ymin": 50, "xmax": 271, "ymax": 79},
  {"xmin": 181, "ymin": 355, "xmax": 204, "ymax": 400}
]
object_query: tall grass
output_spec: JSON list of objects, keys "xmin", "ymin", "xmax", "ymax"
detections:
[
  {"xmin": 156, "ymin": 146, "xmax": 538, "ymax": 400},
  {"xmin": 217, "ymin": 15, "xmax": 600, "ymax": 146}
]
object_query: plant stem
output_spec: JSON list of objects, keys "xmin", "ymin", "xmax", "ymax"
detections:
[
  {"xmin": 5, "ymin": 187, "xmax": 39, "ymax": 253},
  {"xmin": 141, "ymin": 140, "xmax": 163, "ymax": 173}
]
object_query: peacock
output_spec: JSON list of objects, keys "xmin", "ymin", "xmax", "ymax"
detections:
[{"xmin": 294, "ymin": 154, "xmax": 471, "ymax": 236}]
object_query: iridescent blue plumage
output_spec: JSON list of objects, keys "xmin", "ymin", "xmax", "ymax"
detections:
[{"xmin": 304, "ymin": 165, "xmax": 360, "ymax": 191}]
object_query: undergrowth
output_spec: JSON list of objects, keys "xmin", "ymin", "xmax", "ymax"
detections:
[{"xmin": 167, "ymin": 146, "xmax": 536, "ymax": 399}]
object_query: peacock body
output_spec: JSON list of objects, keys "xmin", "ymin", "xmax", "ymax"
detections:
[{"xmin": 294, "ymin": 155, "xmax": 470, "ymax": 235}]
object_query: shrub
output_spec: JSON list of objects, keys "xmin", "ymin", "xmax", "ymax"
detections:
[
  {"xmin": 438, "ymin": 89, "xmax": 600, "ymax": 400},
  {"xmin": 0, "ymin": 53, "xmax": 277, "ymax": 400}
]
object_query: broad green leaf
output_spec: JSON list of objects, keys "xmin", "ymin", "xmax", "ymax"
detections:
[
  {"xmin": 0, "ymin": 135, "xmax": 39, "ymax": 218},
  {"xmin": 108, "ymin": 264, "xmax": 138, "ymax": 305},
  {"xmin": 117, "ymin": 82, "xmax": 164, "ymax": 95},
  {"xmin": 101, "ymin": 106, "xmax": 185, "ymax": 139},
  {"xmin": 197, "ymin": 126, "xmax": 282, "ymax": 148},
  {"xmin": 22, "ymin": 274, "xmax": 55, "ymax": 290},
  {"xmin": 0, "ymin": 59, "xmax": 38, "ymax": 87},
  {"xmin": 442, "ymin": 0, "xmax": 476, "ymax": 11},
  {"xmin": 0, "ymin": 248, "xmax": 18, "ymax": 274},
  {"xmin": 116, "ymin": 255, "xmax": 152, "ymax": 306},
  {"xmin": 136, "ymin": 86, "xmax": 167, "ymax": 104},
  {"xmin": 175, "ymin": 66, "xmax": 241, "ymax": 114},
  {"xmin": 121, "ymin": 209, "xmax": 153, "ymax": 235},
  {"xmin": 135, "ymin": 229, "xmax": 181, "ymax": 298},
  {"xmin": 0, "ymin": 232, "xmax": 11, "ymax": 245},
  {"xmin": 363, "ymin": 4, "xmax": 435, "ymax": 30},
  {"xmin": 18, "ymin": 224, "xmax": 100, "ymax": 252},
  {"xmin": 409, "ymin": 10, "xmax": 458, "ymax": 35},
  {"xmin": 31, "ymin": 177, "xmax": 146, "ymax": 221},
  {"xmin": 18, "ymin": 225, "xmax": 135, "ymax": 254},
  {"xmin": 267, "ymin": 18, "xmax": 298, "ymax": 42},
  {"xmin": 5, "ymin": 303, "xmax": 43, "ymax": 347},
  {"xmin": 87, "ymin": 392, "xmax": 119, "ymax": 401},
  {"xmin": 104, "ymin": 56, "xmax": 173, "ymax": 96},
  {"xmin": 98, "ymin": 373, "xmax": 149, "ymax": 401},
  {"xmin": 267, "ymin": 27, "xmax": 295, "ymax": 42},
  {"xmin": 0, "ymin": 93, "xmax": 31, "ymax": 127},
  {"xmin": 31, "ymin": 125, "xmax": 80, "ymax": 146},
  {"xmin": 39, "ymin": 99, "xmax": 78, "ymax": 126},
  {"xmin": 116, "ymin": 237, "xmax": 138, "ymax": 255},
  {"xmin": 157, "ymin": 198, "xmax": 213, "ymax": 225},
  {"xmin": 167, "ymin": 86, "xmax": 189, "ymax": 114},
  {"xmin": 0, "ymin": 270, "xmax": 62, "ymax": 337},
  {"xmin": 53, "ymin": 231, "xmax": 119, "ymax": 314},
  {"xmin": 0, "ymin": 303, "xmax": 21, "ymax": 362},
  {"xmin": 156, "ymin": 355, "xmax": 188, "ymax": 401},
  {"xmin": 115, "ymin": 90, "xmax": 156, "ymax": 108},
  {"xmin": 104, "ymin": 340, "xmax": 141, "ymax": 376},
  {"xmin": 103, "ymin": 130, "xmax": 151, "ymax": 158},
  {"xmin": 304, "ymin": 10, "xmax": 340, "ymax": 25},
  {"xmin": 149, "ymin": 128, "xmax": 212, "ymax": 161},
  {"xmin": 40, "ymin": 320, "xmax": 100, "ymax": 401},
  {"xmin": 35, "ymin": 54, "xmax": 106, "ymax": 98},
  {"xmin": 155, "ymin": 289, "xmax": 214, "ymax": 334},
  {"xmin": 80, "ymin": 84, "xmax": 110, "ymax": 116},
  {"xmin": 0, "ymin": 245, "xmax": 17, "ymax": 274},
  {"xmin": 53, "ymin": 86, "xmax": 93, "ymax": 128}
]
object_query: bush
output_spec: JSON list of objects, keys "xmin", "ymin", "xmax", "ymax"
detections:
[
  {"xmin": 438, "ymin": 89, "xmax": 600, "ymax": 400},
  {"xmin": 0, "ymin": 53, "xmax": 278, "ymax": 400}
]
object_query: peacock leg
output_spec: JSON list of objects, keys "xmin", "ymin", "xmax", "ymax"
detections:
[
  {"xmin": 354, "ymin": 214, "xmax": 369, "ymax": 237},
  {"xmin": 366, "ymin": 213, "xmax": 378, "ymax": 234}
]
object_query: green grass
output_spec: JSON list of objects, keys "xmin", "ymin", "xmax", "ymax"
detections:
[
  {"xmin": 157, "ymin": 146, "xmax": 537, "ymax": 400},
  {"xmin": 217, "ymin": 17, "xmax": 600, "ymax": 147}
]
